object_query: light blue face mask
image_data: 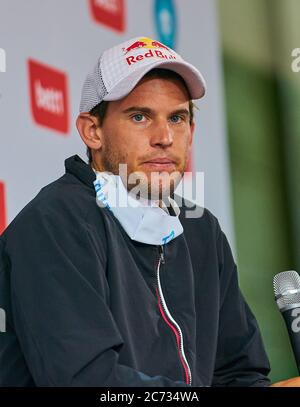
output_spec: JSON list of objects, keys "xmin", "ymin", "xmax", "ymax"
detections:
[{"xmin": 93, "ymin": 170, "xmax": 183, "ymax": 246}]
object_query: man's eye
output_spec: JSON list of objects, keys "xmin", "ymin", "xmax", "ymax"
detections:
[
  {"xmin": 132, "ymin": 114, "xmax": 145, "ymax": 122},
  {"xmin": 170, "ymin": 115, "xmax": 182, "ymax": 123}
]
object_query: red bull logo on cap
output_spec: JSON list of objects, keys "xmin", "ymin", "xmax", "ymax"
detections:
[
  {"xmin": 123, "ymin": 37, "xmax": 171, "ymax": 54},
  {"xmin": 123, "ymin": 37, "xmax": 177, "ymax": 66}
]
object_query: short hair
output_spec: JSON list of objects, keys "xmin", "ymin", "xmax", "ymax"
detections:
[{"xmin": 86, "ymin": 68, "xmax": 195, "ymax": 164}]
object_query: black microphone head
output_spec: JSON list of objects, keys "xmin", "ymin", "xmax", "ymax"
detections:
[{"xmin": 273, "ymin": 270, "xmax": 300, "ymax": 312}]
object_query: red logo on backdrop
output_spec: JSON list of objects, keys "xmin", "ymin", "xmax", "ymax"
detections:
[
  {"xmin": 0, "ymin": 182, "xmax": 7, "ymax": 235},
  {"xmin": 28, "ymin": 59, "xmax": 69, "ymax": 134},
  {"xmin": 89, "ymin": 0, "xmax": 126, "ymax": 33}
]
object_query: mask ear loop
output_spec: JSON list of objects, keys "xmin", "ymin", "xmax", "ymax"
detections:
[{"xmin": 94, "ymin": 179, "xmax": 111, "ymax": 210}]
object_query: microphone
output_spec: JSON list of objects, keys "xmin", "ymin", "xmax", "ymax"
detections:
[{"xmin": 273, "ymin": 270, "xmax": 300, "ymax": 374}]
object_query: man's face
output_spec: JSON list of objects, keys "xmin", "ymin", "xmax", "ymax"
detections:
[{"xmin": 97, "ymin": 76, "xmax": 195, "ymax": 201}]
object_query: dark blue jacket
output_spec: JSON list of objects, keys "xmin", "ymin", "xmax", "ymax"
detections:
[{"xmin": 0, "ymin": 155, "xmax": 271, "ymax": 386}]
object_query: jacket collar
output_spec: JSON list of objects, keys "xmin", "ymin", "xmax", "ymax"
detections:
[
  {"xmin": 64, "ymin": 155, "xmax": 194, "ymax": 222},
  {"xmin": 65, "ymin": 155, "xmax": 96, "ymax": 189}
]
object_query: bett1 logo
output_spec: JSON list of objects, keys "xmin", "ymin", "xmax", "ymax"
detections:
[
  {"xmin": 89, "ymin": 0, "xmax": 125, "ymax": 32},
  {"xmin": 28, "ymin": 59, "xmax": 70, "ymax": 134}
]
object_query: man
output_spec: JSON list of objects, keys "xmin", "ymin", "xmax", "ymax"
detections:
[{"xmin": 0, "ymin": 37, "xmax": 297, "ymax": 387}]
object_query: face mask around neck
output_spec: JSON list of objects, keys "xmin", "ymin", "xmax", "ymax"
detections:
[{"xmin": 92, "ymin": 170, "xmax": 183, "ymax": 246}]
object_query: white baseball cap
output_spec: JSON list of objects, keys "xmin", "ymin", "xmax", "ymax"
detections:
[{"xmin": 79, "ymin": 36, "xmax": 206, "ymax": 113}]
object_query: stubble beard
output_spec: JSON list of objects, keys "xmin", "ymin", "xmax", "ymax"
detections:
[{"xmin": 101, "ymin": 143, "xmax": 185, "ymax": 202}]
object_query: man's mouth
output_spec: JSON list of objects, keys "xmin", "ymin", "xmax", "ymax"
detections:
[{"xmin": 142, "ymin": 158, "xmax": 176, "ymax": 170}]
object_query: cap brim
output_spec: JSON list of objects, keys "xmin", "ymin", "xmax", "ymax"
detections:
[{"xmin": 103, "ymin": 59, "xmax": 206, "ymax": 102}]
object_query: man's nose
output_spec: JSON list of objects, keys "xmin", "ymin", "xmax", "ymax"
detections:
[{"xmin": 149, "ymin": 120, "xmax": 173, "ymax": 147}]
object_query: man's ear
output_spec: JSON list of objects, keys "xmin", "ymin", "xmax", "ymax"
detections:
[{"xmin": 76, "ymin": 113, "xmax": 103, "ymax": 150}]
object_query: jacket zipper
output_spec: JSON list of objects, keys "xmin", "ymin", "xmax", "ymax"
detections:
[{"xmin": 155, "ymin": 245, "xmax": 192, "ymax": 385}]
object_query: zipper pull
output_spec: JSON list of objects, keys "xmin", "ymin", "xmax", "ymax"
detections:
[{"xmin": 159, "ymin": 245, "xmax": 165, "ymax": 264}]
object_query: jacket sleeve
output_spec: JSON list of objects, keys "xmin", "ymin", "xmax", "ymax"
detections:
[
  {"xmin": 212, "ymin": 228, "xmax": 271, "ymax": 387},
  {"xmin": 5, "ymin": 203, "xmax": 189, "ymax": 387}
]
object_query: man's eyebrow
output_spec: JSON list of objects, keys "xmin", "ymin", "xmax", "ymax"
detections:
[
  {"xmin": 122, "ymin": 107, "xmax": 190, "ymax": 116},
  {"xmin": 171, "ymin": 108, "xmax": 190, "ymax": 116},
  {"xmin": 122, "ymin": 106, "xmax": 153, "ymax": 114}
]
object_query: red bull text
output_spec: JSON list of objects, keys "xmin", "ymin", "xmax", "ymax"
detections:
[{"xmin": 126, "ymin": 49, "xmax": 177, "ymax": 65}]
